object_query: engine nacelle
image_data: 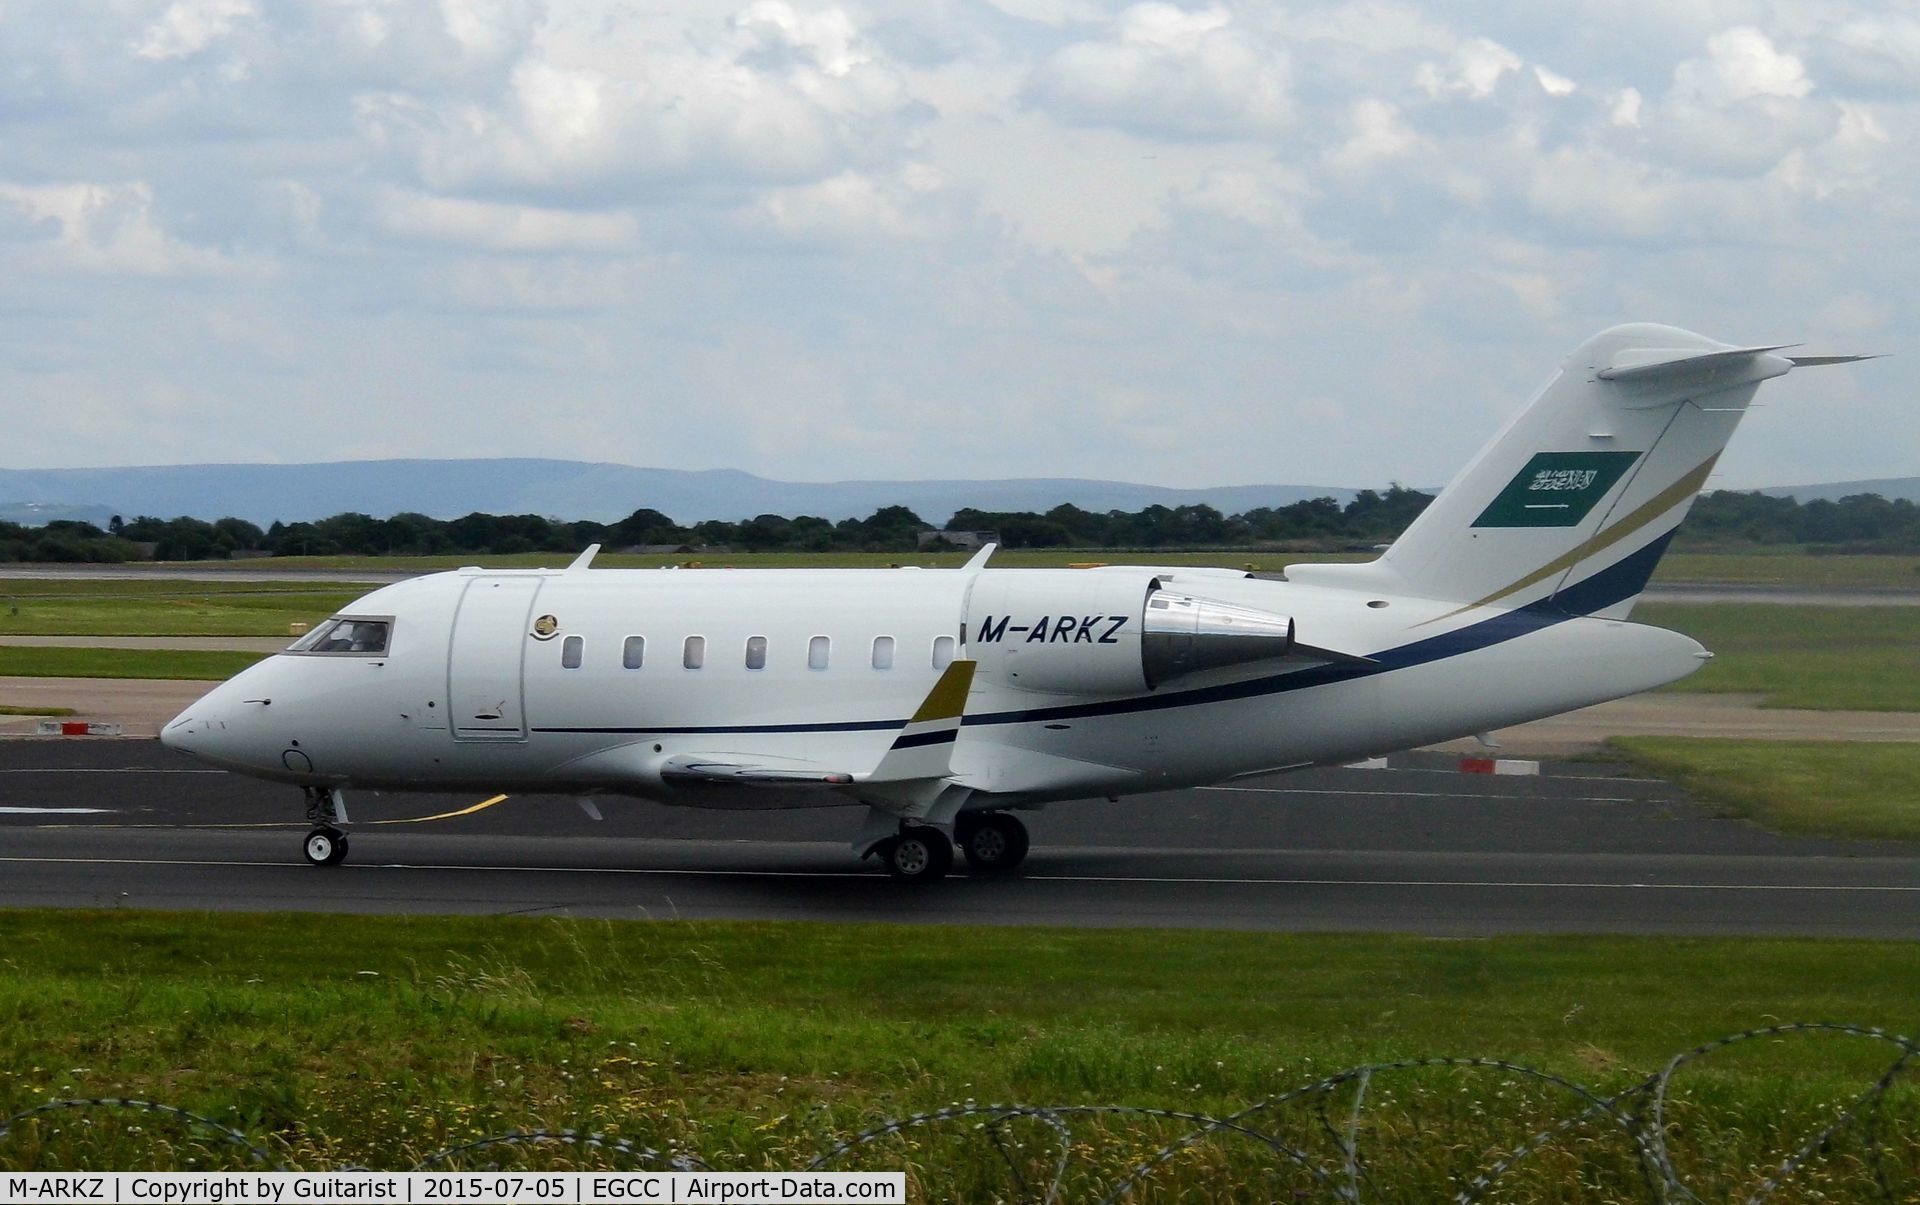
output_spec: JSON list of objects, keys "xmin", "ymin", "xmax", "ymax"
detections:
[{"xmin": 965, "ymin": 570, "xmax": 1299, "ymax": 695}]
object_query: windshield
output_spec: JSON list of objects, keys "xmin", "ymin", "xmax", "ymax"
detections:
[{"xmin": 288, "ymin": 616, "xmax": 391, "ymax": 655}]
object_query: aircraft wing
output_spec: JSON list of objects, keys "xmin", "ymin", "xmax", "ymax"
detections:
[
  {"xmin": 653, "ymin": 661, "xmax": 979, "ymax": 797},
  {"xmin": 659, "ymin": 757, "xmax": 854, "ymax": 788}
]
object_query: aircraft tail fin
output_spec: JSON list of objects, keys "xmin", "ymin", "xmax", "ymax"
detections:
[{"xmin": 1286, "ymin": 324, "xmax": 1873, "ymax": 620}]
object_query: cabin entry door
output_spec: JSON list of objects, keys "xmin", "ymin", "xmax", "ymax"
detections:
[{"xmin": 447, "ymin": 577, "xmax": 543, "ymax": 741}]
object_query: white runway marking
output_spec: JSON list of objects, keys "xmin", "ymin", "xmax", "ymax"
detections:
[
  {"xmin": 0, "ymin": 855, "xmax": 1914, "ymax": 892},
  {"xmin": 0, "ymin": 807, "xmax": 112, "ymax": 815},
  {"xmin": 0, "ymin": 768, "xmax": 222, "ymax": 774},
  {"xmin": 1201, "ymin": 785, "xmax": 1635, "ymax": 802}
]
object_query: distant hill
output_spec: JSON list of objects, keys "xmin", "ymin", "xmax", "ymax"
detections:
[
  {"xmin": 0, "ymin": 460, "xmax": 1360, "ymax": 528},
  {"xmin": 1756, "ymin": 478, "xmax": 1920, "ymax": 505}
]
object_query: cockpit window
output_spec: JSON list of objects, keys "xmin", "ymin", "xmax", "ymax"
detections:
[{"xmin": 288, "ymin": 616, "xmax": 392, "ymax": 655}]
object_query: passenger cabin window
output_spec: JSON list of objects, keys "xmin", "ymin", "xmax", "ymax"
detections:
[
  {"xmin": 622, "ymin": 636, "xmax": 646, "ymax": 670},
  {"xmin": 745, "ymin": 635, "xmax": 768, "ymax": 670},
  {"xmin": 560, "ymin": 635, "xmax": 584, "ymax": 669},
  {"xmin": 289, "ymin": 616, "xmax": 391, "ymax": 656},
  {"xmin": 871, "ymin": 635, "xmax": 895, "ymax": 670},
  {"xmin": 808, "ymin": 635, "xmax": 830, "ymax": 671},
  {"xmin": 931, "ymin": 635, "xmax": 956, "ymax": 670},
  {"xmin": 683, "ymin": 636, "xmax": 706, "ymax": 670}
]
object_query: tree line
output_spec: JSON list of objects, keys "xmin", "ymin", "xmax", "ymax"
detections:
[{"xmin": 1, "ymin": 487, "xmax": 1917, "ymax": 562}]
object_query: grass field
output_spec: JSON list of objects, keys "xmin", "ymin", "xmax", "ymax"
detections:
[
  {"xmin": 0, "ymin": 912, "xmax": 1915, "ymax": 1199},
  {"xmin": 0, "ymin": 647, "xmax": 266, "ymax": 681},
  {"xmin": 1635, "ymin": 602, "xmax": 1920, "ymax": 710},
  {"xmin": 0, "ymin": 586, "xmax": 359, "ymax": 638},
  {"xmin": 1609, "ymin": 737, "xmax": 1920, "ymax": 842},
  {"xmin": 1654, "ymin": 552, "xmax": 1920, "ymax": 589}
]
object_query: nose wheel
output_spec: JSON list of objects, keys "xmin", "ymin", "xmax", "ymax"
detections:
[
  {"xmin": 301, "ymin": 786, "xmax": 352, "ymax": 867},
  {"xmin": 303, "ymin": 826, "xmax": 349, "ymax": 867}
]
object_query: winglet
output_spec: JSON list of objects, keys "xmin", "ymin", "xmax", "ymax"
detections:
[
  {"xmin": 567, "ymin": 544, "xmax": 601, "ymax": 571},
  {"xmin": 866, "ymin": 660, "xmax": 976, "ymax": 783},
  {"xmin": 962, "ymin": 543, "xmax": 997, "ymax": 570}
]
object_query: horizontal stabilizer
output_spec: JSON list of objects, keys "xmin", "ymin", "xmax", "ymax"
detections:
[
  {"xmin": 1596, "ymin": 344, "xmax": 1795, "ymax": 382},
  {"xmin": 1786, "ymin": 354, "xmax": 1883, "ymax": 368}
]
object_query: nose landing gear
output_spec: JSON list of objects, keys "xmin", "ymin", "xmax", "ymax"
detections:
[
  {"xmin": 302, "ymin": 786, "xmax": 351, "ymax": 867},
  {"xmin": 303, "ymin": 826, "xmax": 348, "ymax": 866}
]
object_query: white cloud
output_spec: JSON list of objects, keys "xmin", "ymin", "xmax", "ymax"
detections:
[
  {"xmin": 732, "ymin": 1, "xmax": 869, "ymax": 77},
  {"xmin": 362, "ymin": 6, "xmax": 916, "ymax": 199},
  {"xmin": 1533, "ymin": 65, "xmax": 1575, "ymax": 97},
  {"xmin": 1026, "ymin": 3, "xmax": 1292, "ymax": 138},
  {"xmin": 746, "ymin": 165, "xmax": 958, "ymax": 245},
  {"xmin": 1611, "ymin": 87, "xmax": 1643, "ymax": 126},
  {"xmin": 0, "ymin": 180, "xmax": 254, "ymax": 276},
  {"xmin": 1520, "ymin": 146, "xmax": 1682, "ymax": 241},
  {"xmin": 1814, "ymin": 14, "xmax": 1920, "ymax": 93},
  {"xmin": 1672, "ymin": 27, "xmax": 1811, "ymax": 105},
  {"xmin": 132, "ymin": 0, "xmax": 256, "ymax": 61},
  {"xmin": 1415, "ymin": 36, "xmax": 1521, "ymax": 98},
  {"xmin": 1326, "ymin": 97, "xmax": 1419, "ymax": 172},
  {"xmin": 1647, "ymin": 27, "xmax": 1837, "ymax": 176},
  {"xmin": 373, "ymin": 189, "xmax": 640, "ymax": 251}
]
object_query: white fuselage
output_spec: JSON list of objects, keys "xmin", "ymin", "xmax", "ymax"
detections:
[{"xmin": 164, "ymin": 563, "xmax": 1707, "ymax": 807}]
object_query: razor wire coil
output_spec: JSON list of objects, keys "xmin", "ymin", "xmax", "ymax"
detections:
[{"xmin": 2, "ymin": 1021, "xmax": 1914, "ymax": 1202}]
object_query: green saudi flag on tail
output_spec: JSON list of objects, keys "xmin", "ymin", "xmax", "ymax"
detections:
[{"xmin": 1472, "ymin": 451, "xmax": 1642, "ymax": 528}]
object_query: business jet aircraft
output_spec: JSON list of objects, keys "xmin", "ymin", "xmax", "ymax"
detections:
[{"xmin": 162, "ymin": 324, "xmax": 1869, "ymax": 880}]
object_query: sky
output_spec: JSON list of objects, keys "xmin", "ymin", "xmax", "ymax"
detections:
[{"xmin": 0, "ymin": 0, "xmax": 1913, "ymax": 493}]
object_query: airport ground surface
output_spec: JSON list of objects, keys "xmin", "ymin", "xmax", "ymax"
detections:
[{"xmin": 2, "ymin": 738, "xmax": 1915, "ymax": 937}]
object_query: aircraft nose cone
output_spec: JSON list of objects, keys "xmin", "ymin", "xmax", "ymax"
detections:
[{"xmin": 160, "ymin": 710, "xmax": 205, "ymax": 754}]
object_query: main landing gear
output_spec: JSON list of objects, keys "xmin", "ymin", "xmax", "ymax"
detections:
[
  {"xmin": 875, "ymin": 812, "xmax": 1030, "ymax": 882},
  {"xmin": 956, "ymin": 811, "xmax": 1030, "ymax": 873},
  {"xmin": 302, "ymin": 786, "xmax": 350, "ymax": 867}
]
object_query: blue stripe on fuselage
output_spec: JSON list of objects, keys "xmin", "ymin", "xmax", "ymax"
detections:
[
  {"xmin": 530, "ymin": 531, "xmax": 1675, "ymax": 738},
  {"xmin": 957, "ymin": 528, "xmax": 1675, "ymax": 728}
]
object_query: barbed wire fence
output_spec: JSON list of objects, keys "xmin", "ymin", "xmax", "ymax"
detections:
[{"xmin": 3, "ymin": 1022, "xmax": 1914, "ymax": 1202}]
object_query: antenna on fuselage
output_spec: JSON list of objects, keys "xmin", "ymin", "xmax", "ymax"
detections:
[{"xmin": 566, "ymin": 544, "xmax": 601, "ymax": 572}]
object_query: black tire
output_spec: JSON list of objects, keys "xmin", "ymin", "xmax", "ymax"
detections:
[
  {"xmin": 879, "ymin": 828, "xmax": 953, "ymax": 882},
  {"xmin": 303, "ymin": 827, "xmax": 348, "ymax": 867},
  {"xmin": 958, "ymin": 813, "xmax": 1029, "ymax": 872}
]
